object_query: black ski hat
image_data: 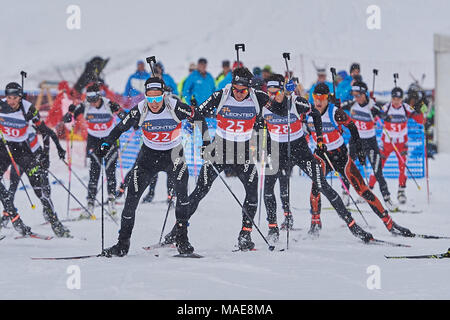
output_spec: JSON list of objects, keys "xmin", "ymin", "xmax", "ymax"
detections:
[
  {"xmin": 144, "ymin": 77, "xmax": 165, "ymax": 93},
  {"xmin": 391, "ymin": 87, "xmax": 404, "ymax": 98},
  {"xmin": 351, "ymin": 81, "xmax": 368, "ymax": 94},
  {"xmin": 266, "ymin": 74, "xmax": 285, "ymax": 89},
  {"xmin": 313, "ymin": 82, "xmax": 330, "ymax": 95},
  {"xmin": 232, "ymin": 67, "xmax": 253, "ymax": 87},
  {"xmin": 5, "ymin": 82, "xmax": 22, "ymax": 97},
  {"xmin": 350, "ymin": 63, "xmax": 360, "ymax": 73}
]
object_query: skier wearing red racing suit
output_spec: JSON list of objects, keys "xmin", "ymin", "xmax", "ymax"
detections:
[{"xmin": 368, "ymin": 87, "xmax": 424, "ymax": 204}]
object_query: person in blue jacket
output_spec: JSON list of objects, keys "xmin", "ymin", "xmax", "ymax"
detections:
[
  {"xmin": 182, "ymin": 57, "xmax": 216, "ymax": 105},
  {"xmin": 308, "ymin": 67, "xmax": 333, "ymax": 105},
  {"xmin": 154, "ymin": 61, "xmax": 178, "ymax": 95},
  {"xmin": 337, "ymin": 63, "xmax": 362, "ymax": 104},
  {"xmin": 123, "ymin": 60, "xmax": 150, "ymax": 97}
]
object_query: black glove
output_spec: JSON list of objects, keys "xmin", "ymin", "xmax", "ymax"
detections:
[
  {"xmin": 351, "ymin": 137, "xmax": 366, "ymax": 164},
  {"xmin": 68, "ymin": 104, "xmax": 77, "ymax": 113},
  {"xmin": 57, "ymin": 147, "xmax": 66, "ymax": 160},
  {"xmin": 315, "ymin": 136, "xmax": 327, "ymax": 157},
  {"xmin": 117, "ymin": 110, "xmax": 127, "ymax": 120},
  {"xmin": 109, "ymin": 101, "xmax": 121, "ymax": 113},
  {"xmin": 96, "ymin": 142, "xmax": 111, "ymax": 158},
  {"xmin": 63, "ymin": 112, "xmax": 72, "ymax": 123}
]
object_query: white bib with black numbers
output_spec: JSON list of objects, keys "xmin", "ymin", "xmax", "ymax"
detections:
[
  {"xmin": 307, "ymin": 106, "xmax": 344, "ymax": 151},
  {"xmin": 138, "ymin": 100, "xmax": 182, "ymax": 151},
  {"xmin": 350, "ymin": 99, "xmax": 376, "ymax": 139},
  {"xmin": 85, "ymin": 97, "xmax": 115, "ymax": 138},
  {"xmin": 263, "ymin": 105, "xmax": 303, "ymax": 143},
  {"xmin": 0, "ymin": 99, "xmax": 32, "ymax": 143}
]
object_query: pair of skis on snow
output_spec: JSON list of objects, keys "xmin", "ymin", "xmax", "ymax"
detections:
[{"xmin": 31, "ymin": 243, "xmax": 204, "ymax": 260}]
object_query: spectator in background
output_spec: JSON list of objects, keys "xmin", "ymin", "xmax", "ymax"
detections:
[
  {"xmin": 154, "ymin": 61, "xmax": 178, "ymax": 95},
  {"xmin": 216, "ymin": 60, "xmax": 231, "ymax": 86},
  {"xmin": 178, "ymin": 63, "xmax": 196, "ymax": 102},
  {"xmin": 183, "ymin": 58, "xmax": 216, "ymax": 106},
  {"xmin": 217, "ymin": 60, "xmax": 243, "ymax": 90},
  {"xmin": 337, "ymin": 63, "xmax": 361, "ymax": 104},
  {"xmin": 251, "ymin": 67, "xmax": 265, "ymax": 91},
  {"xmin": 262, "ymin": 65, "xmax": 272, "ymax": 82},
  {"xmin": 308, "ymin": 67, "xmax": 333, "ymax": 105},
  {"xmin": 123, "ymin": 60, "xmax": 150, "ymax": 97}
]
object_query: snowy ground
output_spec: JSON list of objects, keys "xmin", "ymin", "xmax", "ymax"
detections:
[{"xmin": 0, "ymin": 141, "xmax": 449, "ymax": 300}]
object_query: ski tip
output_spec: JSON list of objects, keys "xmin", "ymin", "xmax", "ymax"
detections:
[{"xmin": 173, "ymin": 253, "xmax": 204, "ymax": 259}]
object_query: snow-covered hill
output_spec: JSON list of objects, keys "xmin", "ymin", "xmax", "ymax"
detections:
[{"xmin": 2, "ymin": 0, "xmax": 450, "ymax": 92}]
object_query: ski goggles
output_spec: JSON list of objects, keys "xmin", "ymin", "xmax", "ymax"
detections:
[
  {"xmin": 312, "ymin": 94, "xmax": 329, "ymax": 101},
  {"xmin": 231, "ymin": 86, "xmax": 249, "ymax": 95},
  {"xmin": 86, "ymin": 91, "xmax": 101, "ymax": 102},
  {"xmin": 268, "ymin": 90, "xmax": 283, "ymax": 97},
  {"xmin": 146, "ymin": 95, "xmax": 164, "ymax": 103}
]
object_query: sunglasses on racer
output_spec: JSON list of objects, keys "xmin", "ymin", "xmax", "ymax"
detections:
[
  {"xmin": 268, "ymin": 90, "xmax": 283, "ymax": 97},
  {"xmin": 86, "ymin": 91, "xmax": 101, "ymax": 102},
  {"xmin": 232, "ymin": 86, "xmax": 249, "ymax": 95},
  {"xmin": 146, "ymin": 95, "xmax": 164, "ymax": 103},
  {"xmin": 312, "ymin": 93, "xmax": 329, "ymax": 101}
]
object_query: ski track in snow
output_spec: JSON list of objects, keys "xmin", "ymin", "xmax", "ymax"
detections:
[{"xmin": 0, "ymin": 141, "xmax": 449, "ymax": 299}]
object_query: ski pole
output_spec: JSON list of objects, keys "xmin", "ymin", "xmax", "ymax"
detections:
[
  {"xmin": 257, "ymin": 124, "xmax": 267, "ymax": 227},
  {"xmin": 283, "ymin": 52, "xmax": 292, "ymax": 250},
  {"xmin": 158, "ymin": 187, "xmax": 175, "ymax": 244},
  {"xmin": 59, "ymin": 158, "xmax": 118, "ymax": 224},
  {"xmin": 66, "ymin": 125, "xmax": 74, "ymax": 218},
  {"xmin": 234, "ymin": 44, "xmax": 245, "ymax": 66},
  {"xmin": 0, "ymin": 131, "xmax": 35, "ymax": 209},
  {"xmin": 146, "ymin": 56, "xmax": 156, "ymax": 76},
  {"xmin": 371, "ymin": 69, "xmax": 379, "ymax": 99},
  {"xmin": 208, "ymin": 161, "xmax": 275, "ymax": 251},
  {"xmin": 380, "ymin": 125, "xmax": 421, "ymax": 191},
  {"xmin": 47, "ymin": 168, "xmax": 96, "ymax": 219},
  {"xmin": 322, "ymin": 153, "xmax": 370, "ymax": 228},
  {"xmin": 101, "ymin": 159, "xmax": 105, "ymax": 252}
]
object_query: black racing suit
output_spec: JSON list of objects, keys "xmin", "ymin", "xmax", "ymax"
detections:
[
  {"xmin": 186, "ymin": 89, "xmax": 275, "ymax": 232},
  {"xmin": 71, "ymin": 100, "xmax": 121, "ymax": 201},
  {"xmin": 0, "ymin": 100, "xmax": 63, "ymax": 225},
  {"xmin": 268, "ymin": 96, "xmax": 365, "ymax": 231},
  {"xmin": 344, "ymin": 100, "xmax": 390, "ymax": 198},
  {"xmin": 103, "ymin": 98, "xmax": 196, "ymax": 241}
]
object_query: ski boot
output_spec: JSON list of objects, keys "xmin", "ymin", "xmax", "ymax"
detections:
[
  {"xmin": 280, "ymin": 211, "xmax": 294, "ymax": 230},
  {"xmin": 308, "ymin": 213, "xmax": 322, "ymax": 237},
  {"xmin": 79, "ymin": 199, "xmax": 95, "ymax": 220},
  {"xmin": 237, "ymin": 228, "xmax": 255, "ymax": 251},
  {"xmin": 10, "ymin": 213, "xmax": 32, "ymax": 236},
  {"xmin": 397, "ymin": 186, "xmax": 407, "ymax": 205},
  {"xmin": 107, "ymin": 194, "xmax": 117, "ymax": 216},
  {"xmin": 267, "ymin": 224, "xmax": 279, "ymax": 243},
  {"xmin": 391, "ymin": 221, "xmax": 414, "ymax": 237},
  {"xmin": 175, "ymin": 220, "xmax": 194, "ymax": 254},
  {"xmin": 348, "ymin": 220, "xmax": 373, "ymax": 243},
  {"xmin": 162, "ymin": 224, "xmax": 177, "ymax": 245},
  {"xmin": 1, "ymin": 211, "xmax": 10, "ymax": 228},
  {"xmin": 102, "ymin": 238, "xmax": 130, "ymax": 257},
  {"xmin": 47, "ymin": 210, "xmax": 71, "ymax": 238},
  {"xmin": 381, "ymin": 213, "xmax": 394, "ymax": 231},
  {"xmin": 115, "ymin": 182, "xmax": 126, "ymax": 199},
  {"xmin": 383, "ymin": 195, "xmax": 399, "ymax": 212},
  {"xmin": 142, "ymin": 189, "xmax": 155, "ymax": 203}
]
